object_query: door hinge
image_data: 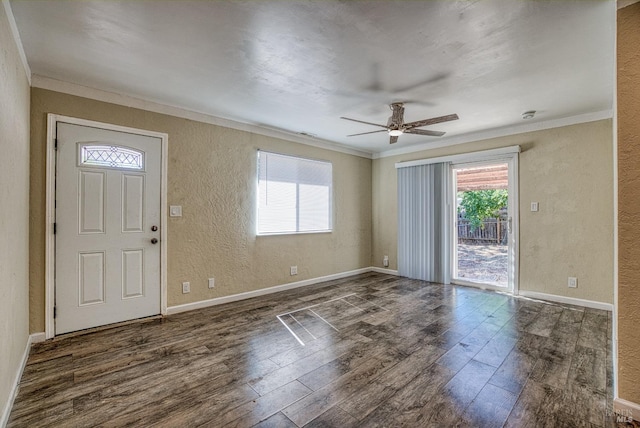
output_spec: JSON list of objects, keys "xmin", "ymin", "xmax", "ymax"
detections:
[
  {"xmin": 54, "ymin": 139, "xmax": 58, "ymax": 150},
  {"xmin": 54, "ymin": 306, "xmax": 57, "ymax": 319},
  {"xmin": 53, "ymin": 223, "xmax": 57, "ymax": 234}
]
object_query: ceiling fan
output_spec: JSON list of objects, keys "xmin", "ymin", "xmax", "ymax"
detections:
[{"xmin": 341, "ymin": 103, "xmax": 459, "ymax": 144}]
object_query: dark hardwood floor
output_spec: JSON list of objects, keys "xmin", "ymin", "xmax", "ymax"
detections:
[{"xmin": 9, "ymin": 272, "xmax": 624, "ymax": 427}]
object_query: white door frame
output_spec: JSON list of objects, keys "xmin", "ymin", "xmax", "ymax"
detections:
[
  {"xmin": 449, "ymin": 154, "xmax": 520, "ymax": 295},
  {"xmin": 45, "ymin": 114, "xmax": 168, "ymax": 339}
]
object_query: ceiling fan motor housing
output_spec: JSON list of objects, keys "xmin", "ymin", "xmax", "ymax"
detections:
[{"xmin": 389, "ymin": 103, "xmax": 405, "ymax": 129}]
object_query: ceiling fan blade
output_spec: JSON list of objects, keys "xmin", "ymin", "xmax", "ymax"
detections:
[
  {"xmin": 347, "ymin": 129, "xmax": 388, "ymax": 137},
  {"xmin": 390, "ymin": 135, "xmax": 399, "ymax": 144},
  {"xmin": 404, "ymin": 128, "xmax": 446, "ymax": 137},
  {"xmin": 391, "ymin": 72, "xmax": 449, "ymax": 93},
  {"xmin": 404, "ymin": 113, "xmax": 459, "ymax": 129},
  {"xmin": 364, "ymin": 62, "xmax": 383, "ymax": 92},
  {"xmin": 340, "ymin": 117, "xmax": 388, "ymax": 128}
]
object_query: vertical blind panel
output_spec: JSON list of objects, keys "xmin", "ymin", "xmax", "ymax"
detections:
[
  {"xmin": 258, "ymin": 151, "xmax": 332, "ymax": 234},
  {"xmin": 397, "ymin": 162, "xmax": 450, "ymax": 283}
]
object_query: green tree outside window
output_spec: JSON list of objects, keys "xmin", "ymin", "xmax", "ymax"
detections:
[{"xmin": 458, "ymin": 189, "xmax": 508, "ymax": 231}]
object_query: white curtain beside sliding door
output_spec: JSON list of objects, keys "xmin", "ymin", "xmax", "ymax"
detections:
[{"xmin": 397, "ymin": 162, "xmax": 451, "ymax": 284}]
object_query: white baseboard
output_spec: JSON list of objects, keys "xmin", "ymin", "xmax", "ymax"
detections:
[
  {"xmin": 1, "ymin": 333, "xmax": 39, "ymax": 428},
  {"xmin": 174, "ymin": 268, "xmax": 618, "ymax": 317},
  {"xmin": 167, "ymin": 267, "xmax": 374, "ymax": 315},
  {"xmin": 614, "ymin": 398, "xmax": 640, "ymax": 422},
  {"xmin": 369, "ymin": 267, "xmax": 399, "ymax": 275},
  {"xmin": 517, "ymin": 290, "xmax": 613, "ymax": 311},
  {"xmin": 29, "ymin": 333, "xmax": 46, "ymax": 344}
]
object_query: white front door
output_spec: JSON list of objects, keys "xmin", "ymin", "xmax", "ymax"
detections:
[{"xmin": 55, "ymin": 122, "xmax": 162, "ymax": 334}]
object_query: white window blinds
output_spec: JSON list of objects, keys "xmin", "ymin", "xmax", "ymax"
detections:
[{"xmin": 257, "ymin": 151, "xmax": 332, "ymax": 235}]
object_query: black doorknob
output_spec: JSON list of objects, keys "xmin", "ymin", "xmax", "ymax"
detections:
[
  {"xmin": 151, "ymin": 225, "xmax": 158, "ymax": 231},
  {"xmin": 151, "ymin": 238, "xmax": 158, "ymax": 244}
]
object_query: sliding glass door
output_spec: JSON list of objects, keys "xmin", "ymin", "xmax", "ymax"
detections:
[{"xmin": 451, "ymin": 157, "xmax": 518, "ymax": 292}]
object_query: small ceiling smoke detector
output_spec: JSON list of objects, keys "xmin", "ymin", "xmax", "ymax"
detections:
[{"xmin": 522, "ymin": 110, "xmax": 536, "ymax": 120}]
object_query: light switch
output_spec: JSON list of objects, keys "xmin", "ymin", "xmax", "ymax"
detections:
[
  {"xmin": 530, "ymin": 202, "xmax": 539, "ymax": 212},
  {"xmin": 170, "ymin": 205, "xmax": 182, "ymax": 217}
]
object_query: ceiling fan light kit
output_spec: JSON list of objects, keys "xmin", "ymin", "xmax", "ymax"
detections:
[{"xmin": 341, "ymin": 102, "xmax": 459, "ymax": 144}]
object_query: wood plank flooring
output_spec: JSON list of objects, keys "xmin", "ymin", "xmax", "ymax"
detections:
[{"xmin": 8, "ymin": 272, "xmax": 626, "ymax": 427}]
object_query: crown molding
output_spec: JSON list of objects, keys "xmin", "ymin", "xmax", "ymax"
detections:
[
  {"xmin": 2, "ymin": 0, "xmax": 31, "ymax": 84},
  {"xmin": 31, "ymin": 74, "xmax": 613, "ymax": 162},
  {"xmin": 31, "ymin": 75, "xmax": 374, "ymax": 159},
  {"xmin": 373, "ymin": 109, "xmax": 613, "ymax": 159}
]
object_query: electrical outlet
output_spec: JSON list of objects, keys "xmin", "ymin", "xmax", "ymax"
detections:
[
  {"xmin": 531, "ymin": 202, "xmax": 539, "ymax": 212},
  {"xmin": 383, "ymin": 255, "xmax": 389, "ymax": 267},
  {"xmin": 182, "ymin": 281, "xmax": 190, "ymax": 293},
  {"xmin": 290, "ymin": 266, "xmax": 298, "ymax": 276},
  {"xmin": 568, "ymin": 277, "xmax": 577, "ymax": 288},
  {"xmin": 208, "ymin": 278, "xmax": 215, "ymax": 289}
]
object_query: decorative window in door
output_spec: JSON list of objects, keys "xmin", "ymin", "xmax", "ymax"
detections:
[{"xmin": 78, "ymin": 144, "xmax": 144, "ymax": 170}]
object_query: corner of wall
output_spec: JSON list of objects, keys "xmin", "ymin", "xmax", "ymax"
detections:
[
  {"xmin": 1, "ymin": 0, "xmax": 31, "ymax": 84},
  {"xmin": 0, "ymin": 1, "xmax": 32, "ymax": 424},
  {"xmin": 0, "ymin": 335, "xmax": 34, "ymax": 427}
]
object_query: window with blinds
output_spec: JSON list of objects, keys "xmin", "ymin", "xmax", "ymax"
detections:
[{"xmin": 257, "ymin": 151, "xmax": 333, "ymax": 235}]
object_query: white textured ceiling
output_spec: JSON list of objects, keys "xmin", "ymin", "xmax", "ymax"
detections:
[{"xmin": 11, "ymin": 0, "xmax": 615, "ymax": 154}]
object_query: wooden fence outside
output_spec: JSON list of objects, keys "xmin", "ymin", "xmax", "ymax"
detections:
[{"xmin": 457, "ymin": 218, "xmax": 508, "ymax": 244}]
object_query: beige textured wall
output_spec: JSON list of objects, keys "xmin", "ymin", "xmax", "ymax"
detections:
[
  {"xmin": 30, "ymin": 88, "xmax": 372, "ymax": 333},
  {"xmin": 373, "ymin": 120, "xmax": 614, "ymax": 304},
  {"xmin": 617, "ymin": 1, "xmax": 640, "ymax": 406},
  {"xmin": 0, "ymin": 3, "xmax": 31, "ymax": 421}
]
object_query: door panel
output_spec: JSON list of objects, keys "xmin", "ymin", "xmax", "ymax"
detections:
[
  {"xmin": 122, "ymin": 174, "xmax": 145, "ymax": 232},
  {"xmin": 451, "ymin": 158, "xmax": 517, "ymax": 292},
  {"xmin": 79, "ymin": 171, "xmax": 106, "ymax": 234},
  {"xmin": 78, "ymin": 251, "xmax": 106, "ymax": 305},
  {"xmin": 55, "ymin": 122, "xmax": 161, "ymax": 335},
  {"xmin": 122, "ymin": 249, "xmax": 145, "ymax": 299}
]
